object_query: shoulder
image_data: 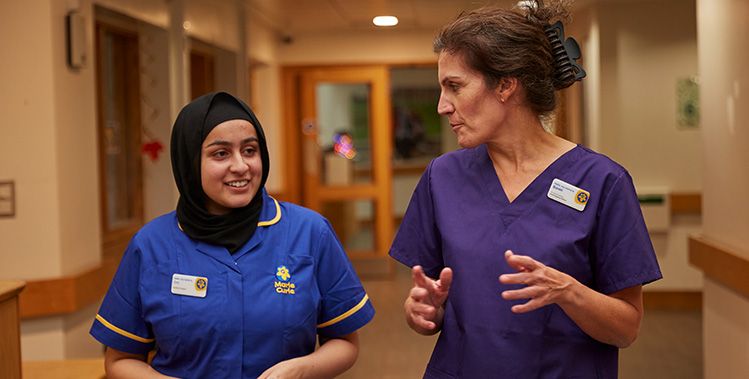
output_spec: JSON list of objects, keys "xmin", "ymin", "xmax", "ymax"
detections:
[
  {"xmin": 574, "ymin": 145, "xmax": 629, "ymax": 178},
  {"xmin": 132, "ymin": 212, "xmax": 178, "ymax": 242},
  {"xmin": 431, "ymin": 146, "xmax": 482, "ymax": 170},
  {"xmin": 277, "ymin": 200, "xmax": 331, "ymax": 234},
  {"xmin": 124, "ymin": 212, "xmax": 179, "ymax": 265}
]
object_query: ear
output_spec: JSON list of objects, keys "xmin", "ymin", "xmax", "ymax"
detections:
[{"xmin": 495, "ymin": 77, "xmax": 519, "ymax": 103}]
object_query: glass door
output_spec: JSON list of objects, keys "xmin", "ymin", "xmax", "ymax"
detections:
[{"xmin": 298, "ymin": 66, "xmax": 393, "ymax": 275}]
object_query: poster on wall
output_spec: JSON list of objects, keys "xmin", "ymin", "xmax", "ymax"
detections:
[{"xmin": 677, "ymin": 76, "xmax": 700, "ymax": 129}]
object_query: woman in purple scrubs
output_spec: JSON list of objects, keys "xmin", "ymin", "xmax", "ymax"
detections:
[{"xmin": 389, "ymin": 2, "xmax": 662, "ymax": 378}]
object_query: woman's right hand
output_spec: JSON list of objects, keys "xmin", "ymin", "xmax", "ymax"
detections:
[{"xmin": 404, "ymin": 265, "xmax": 453, "ymax": 335}]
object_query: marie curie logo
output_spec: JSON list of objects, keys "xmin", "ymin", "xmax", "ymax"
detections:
[{"xmin": 275, "ymin": 265, "xmax": 296, "ymax": 295}]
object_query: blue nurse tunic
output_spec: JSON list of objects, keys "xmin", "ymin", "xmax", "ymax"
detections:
[
  {"xmin": 90, "ymin": 190, "xmax": 375, "ymax": 378},
  {"xmin": 390, "ymin": 144, "xmax": 662, "ymax": 378}
]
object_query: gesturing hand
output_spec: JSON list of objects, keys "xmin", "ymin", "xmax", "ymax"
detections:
[
  {"xmin": 404, "ymin": 265, "xmax": 453, "ymax": 335},
  {"xmin": 499, "ymin": 250, "xmax": 575, "ymax": 313}
]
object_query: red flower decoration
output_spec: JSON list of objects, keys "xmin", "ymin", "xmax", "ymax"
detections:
[{"xmin": 142, "ymin": 140, "xmax": 164, "ymax": 161}]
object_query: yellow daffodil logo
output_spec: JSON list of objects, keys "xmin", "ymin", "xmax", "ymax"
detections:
[
  {"xmin": 276, "ymin": 266, "xmax": 291, "ymax": 282},
  {"xmin": 575, "ymin": 190, "xmax": 589, "ymax": 205},
  {"xmin": 194, "ymin": 277, "xmax": 207, "ymax": 292}
]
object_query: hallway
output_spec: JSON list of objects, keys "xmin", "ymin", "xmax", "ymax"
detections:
[{"xmin": 343, "ymin": 265, "xmax": 703, "ymax": 379}]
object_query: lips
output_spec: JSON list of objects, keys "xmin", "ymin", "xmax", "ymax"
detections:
[{"xmin": 226, "ymin": 180, "xmax": 249, "ymax": 188}]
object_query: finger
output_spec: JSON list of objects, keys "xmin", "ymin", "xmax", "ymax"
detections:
[
  {"xmin": 436, "ymin": 267, "xmax": 453, "ymax": 294},
  {"xmin": 511, "ymin": 298, "xmax": 545, "ymax": 313},
  {"xmin": 499, "ymin": 272, "xmax": 531, "ymax": 285},
  {"xmin": 410, "ymin": 302, "xmax": 439, "ymax": 319},
  {"xmin": 505, "ymin": 250, "xmax": 539, "ymax": 272},
  {"xmin": 501, "ymin": 286, "xmax": 544, "ymax": 301},
  {"xmin": 411, "ymin": 265, "xmax": 431, "ymax": 289},
  {"xmin": 408, "ymin": 286, "xmax": 430, "ymax": 302},
  {"xmin": 411, "ymin": 314, "xmax": 438, "ymax": 331}
]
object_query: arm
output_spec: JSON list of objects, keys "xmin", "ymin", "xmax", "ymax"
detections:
[
  {"xmin": 500, "ymin": 250, "xmax": 643, "ymax": 348},
  {"xmin": 257, "ymin": 332, "xmax": 359, "ymax": 379},
  {"xmin": 404, "ymin": 265, "xmax": 453, "ymax": 335},
  {"xmin": 105, "ymin": 347, "xmax": 178, "ymax": 379}
]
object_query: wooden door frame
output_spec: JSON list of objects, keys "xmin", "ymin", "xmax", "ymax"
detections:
[{"xmin": 281, "ymin": 64, "xmax": 396, "ymax": 274}]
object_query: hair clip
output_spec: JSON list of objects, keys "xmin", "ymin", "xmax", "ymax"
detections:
[{"xmin": 545, "ymin": 21, "xmax": 586, "ymax": 83}]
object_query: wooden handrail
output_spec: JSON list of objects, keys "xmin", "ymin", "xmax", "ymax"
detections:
[{"xmin": 689, "ymin": 235, "xmax": 749, "ymax": 299}]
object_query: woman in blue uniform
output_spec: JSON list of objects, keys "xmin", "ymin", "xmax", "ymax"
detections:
[
  {"xmin": 91, "ymin": 92, "xmax": 374, "ymax": 378},
  {"xmin": 390, "ymin": 2, "xmax": 661, "ymax": 378}
]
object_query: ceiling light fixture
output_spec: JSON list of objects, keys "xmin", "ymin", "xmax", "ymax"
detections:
[{"xmin": 373, "ymin": 16, "xmax": 398, "ymax": 27}]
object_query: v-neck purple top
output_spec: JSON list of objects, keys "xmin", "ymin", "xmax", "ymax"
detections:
[{"xmin": 390, "ymin": 144, "xmax": 662, "ymax": 379}]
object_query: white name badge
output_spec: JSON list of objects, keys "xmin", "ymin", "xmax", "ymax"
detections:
[
  {"xmin": 171, "ymin": 273, "xmax": 208, "ymax": 298},
  {"xmin": 547, "ymin": 178, "xmax": 590, "ymax": 211}
]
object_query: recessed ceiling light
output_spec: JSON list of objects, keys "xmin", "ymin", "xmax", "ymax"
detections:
[{"xmin": 373, "ymin": 16, "xmax": 398, "ymax": 27}]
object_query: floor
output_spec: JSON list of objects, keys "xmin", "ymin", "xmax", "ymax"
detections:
[{"xmin": 341, "ymin": 264, "xmax": 703, "ymax": 379}]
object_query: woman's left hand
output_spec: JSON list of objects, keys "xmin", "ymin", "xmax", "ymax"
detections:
[
  {"xmin": 257, "ymin": 357, "xmax": 307, "ymax": 379},
  {"xmin": 499, "ymin": 249, "xmax": 576, "ymax": 313}
]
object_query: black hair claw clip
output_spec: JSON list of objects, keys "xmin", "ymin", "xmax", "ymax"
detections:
[{"xmin": 545, "ymin": 21, "xmax": 587, "ymax": 84}]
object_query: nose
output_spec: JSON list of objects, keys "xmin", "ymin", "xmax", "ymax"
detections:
[
  {"xmin": 437, "ymin": 92, "xmax": 454, "ymax": 115},
  {"xmin": 229, "ymin": 152, "xmax": 249, "ymax": 174}
]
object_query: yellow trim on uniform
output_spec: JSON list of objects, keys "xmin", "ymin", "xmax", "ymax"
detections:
[
  {"xmin": 258, "ymin": 197, "xmax": 281, "ymax": 226},
  {"xmin": 95, "ymin": 314, "xmax": 155, "ymax": 344},
  {"xmin": 317, "ymin": 294, "xmax": 369, "ymax": 328}
]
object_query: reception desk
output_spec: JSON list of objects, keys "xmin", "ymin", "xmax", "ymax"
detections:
[{"xmin": 0, "ymin": 280, "xmax": 25, "ymax": 379}]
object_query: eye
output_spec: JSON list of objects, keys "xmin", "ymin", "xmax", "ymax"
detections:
[
  {"xmin": 243, "ymin": 146, "xmax": 258, "ymax": 156},
  {"xmin": 211, "ymin": 149, "xmax": 229, "ymax": 158}
]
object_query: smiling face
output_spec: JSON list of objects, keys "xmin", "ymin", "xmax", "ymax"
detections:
[
  {"xmin": 437, "ymin": 52, "xmax": 507, "ymax": 148},
  {"xmin": 200, "ymin": 119, "xmax": 263, "ymax": 215}
]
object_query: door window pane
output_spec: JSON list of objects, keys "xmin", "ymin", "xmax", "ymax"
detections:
[{"xmin": 315, "ymin": 83, "xmax": 372, "ymax": 185}]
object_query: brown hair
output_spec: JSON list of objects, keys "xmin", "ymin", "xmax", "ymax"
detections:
[{"xmin": 433, "ymin": 0, "xmax": 576, "ymax": 116}]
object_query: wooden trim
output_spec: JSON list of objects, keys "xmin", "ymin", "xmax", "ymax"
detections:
[
  {"xmin": 670, "ymin": 193, "xmax": 701, "ymax": 215},
  {"xmin": 643, "ymin": 291, "xmax": 702, "ymax": 310},
  {"xmin": 17, "ymin": 257, "xmax": 119, "ymax": 319},
  {"xmin": 0, "ymin": 281, "xmax": 25, "ymax": 304},
  {"xmin": 689, "ymin": 235, "xmax": 749, "ymax": 299},
  {"xmin": 1, "ymin": 281, "xmax": 25, "ymax": 379}
]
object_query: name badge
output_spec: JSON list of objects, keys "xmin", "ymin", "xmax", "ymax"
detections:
[
  {"xmin": 547, "ymin": 178, "xmax": 590, "ymax": 211},
  {"xmin": 171, "ymin": 273, "xmax": 208, "ymax": 298}
]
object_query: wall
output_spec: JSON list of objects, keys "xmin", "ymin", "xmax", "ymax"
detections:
[
  {"xmin": 1, "ymin": 0, "xmax": 64, "ymax": 280},
  {"xmin": 697, "ymin": 0, "xmax": 749, "ymax": 377},
  {"xmin": 574, "ymin": 0, "xmax": 703, "ymax": 291},
  {"xmin": 279, "ymin": 29, "xmax": 437, "ymax": 65},
  {"xmin": 248, "ymin": 15, "xmax": 283, "ymax": 192}
]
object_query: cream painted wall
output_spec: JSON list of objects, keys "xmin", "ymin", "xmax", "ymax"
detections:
[
  {"xmin": 248, "ymin": 16, "xmax": 283, "ymax": 193},
  {"xmin": 597, "ymin": 0, "xmax": 700, "ymax": 191},
  {"xmin": 1, "ymin": 1, "xmax": 66, "ymax": 280},
  {"xmin": 94, "ymin": 0, "xmax": 169, "ymax": 28},
  {"xmin": 279, "ymin": 29, "xmax": 438, "ymax": 65},
  {"xmin": 52, "ymin": 0, "xmax": 101, "ymax": 276},
  {"xmin": 697, "ymin": 0, "xmax": 749, "ymax": 377}
]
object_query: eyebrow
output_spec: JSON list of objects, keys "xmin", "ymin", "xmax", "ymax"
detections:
[
  {"xmin": 204, "ymin": 136, "xmax": 259, "ymax": 148},
  {"xmin": 440, "ymin": 75, "xmax": 462, "ymax": 86}
]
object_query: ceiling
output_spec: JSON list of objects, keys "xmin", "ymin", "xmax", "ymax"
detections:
[{"xmin": 245, "ymin": 0, "xmax": 519, "ymax": 36}]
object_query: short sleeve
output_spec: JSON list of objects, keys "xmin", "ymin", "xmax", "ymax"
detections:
[
  {"xmin": 592, "ymin": 171, "xmax": 663, "ymax": 294},
  {"xmin": 314, "ymin": 221, "xmax": 375, "ymax": 337},
  {"xmin": 90, "ymin": 237, "xmax": 155, "ymax": 354},
  {"xmin": 388, "ymin": 161, "xmax": 444, "ymax": 279}
]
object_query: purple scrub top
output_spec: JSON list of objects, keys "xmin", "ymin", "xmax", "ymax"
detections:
[{"xmin": 390, "ymin": 144, "xmax": 662, "ymax": 379}]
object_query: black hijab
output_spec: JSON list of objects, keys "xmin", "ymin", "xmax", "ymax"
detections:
[{"xmin": 170, "ymin": 92, "xmax": 270, "ymax": 252}]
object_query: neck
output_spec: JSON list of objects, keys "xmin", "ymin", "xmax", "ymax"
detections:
[{"xmin": 485, "ymin": 107, "xmax": 572, "ymax": 174}]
